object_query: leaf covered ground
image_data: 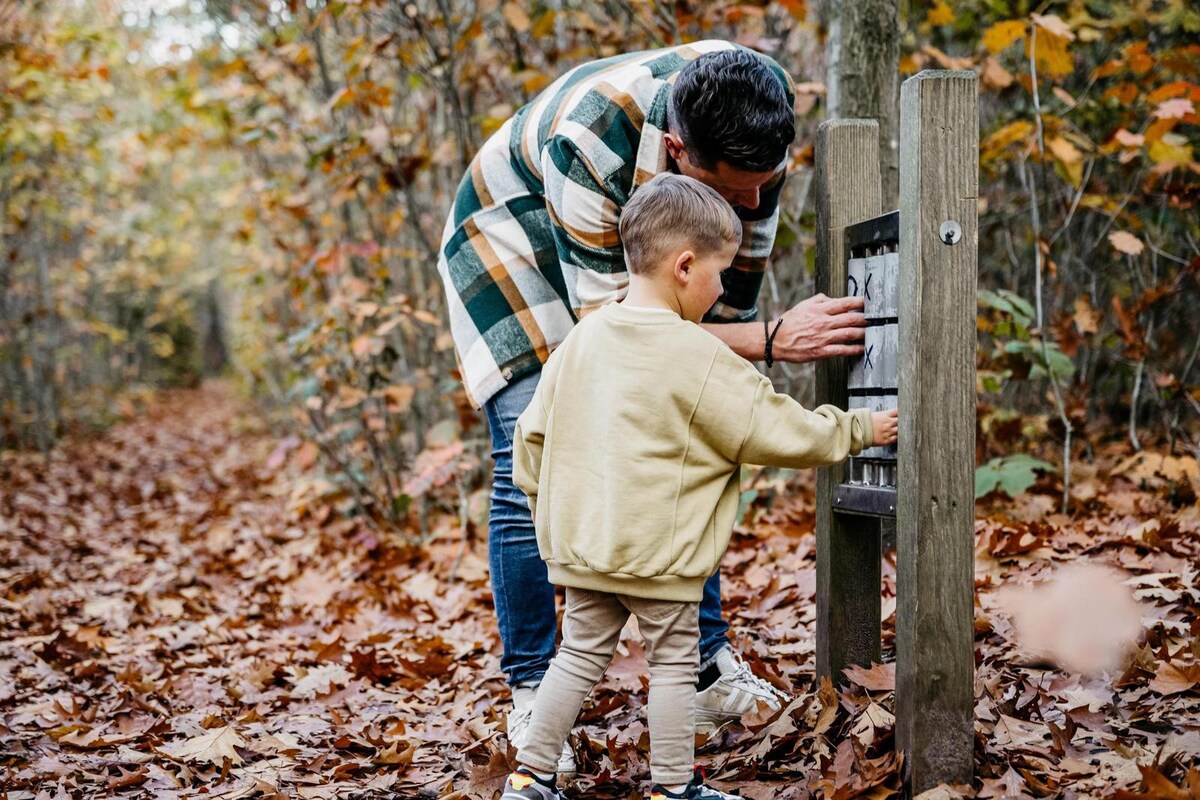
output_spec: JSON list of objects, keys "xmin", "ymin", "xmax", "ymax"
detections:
[{"xmin": 2, "ymin": 385, "xmax": 1199, "ymax": 799}]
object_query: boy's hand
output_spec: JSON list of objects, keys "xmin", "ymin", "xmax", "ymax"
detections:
[{"xmin": 871, "ymin": 409, "xmax": 899, "ymax": 446}]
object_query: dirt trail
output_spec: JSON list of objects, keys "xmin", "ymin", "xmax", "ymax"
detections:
[{"xmin": 0, "ymin": 384, "xmax": 500, "ymax": 798}]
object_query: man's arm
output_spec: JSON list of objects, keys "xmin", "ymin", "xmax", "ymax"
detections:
[
  {"xmin": 542, "ymin": 135, "xmax": 627, "ymax": 317},
  {"xmin": 701, "ymin": 293, "xmax": 867, "ymax": 363}
]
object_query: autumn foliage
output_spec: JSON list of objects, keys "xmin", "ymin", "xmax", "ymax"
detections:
[{"xmin": 1, "ymin": 0, "xmax": 1199, "ymax": 798}]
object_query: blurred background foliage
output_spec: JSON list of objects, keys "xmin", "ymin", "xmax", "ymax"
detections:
[{"xmin": 1, "ymin": 0, "xmax": 1197, "ymax": 536}]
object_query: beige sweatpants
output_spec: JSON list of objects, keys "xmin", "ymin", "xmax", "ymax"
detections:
[{"xmin": 517, "ymin": 586, "xmax": 700, "ymax": 786}]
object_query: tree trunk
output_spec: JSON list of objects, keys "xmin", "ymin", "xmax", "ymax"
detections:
[{"xmin": 825, "ymin": 0, "xmax": 900, "ymax": 208}]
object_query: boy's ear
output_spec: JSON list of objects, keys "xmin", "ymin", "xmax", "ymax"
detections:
[{"xmin": 673, "ymin": 250, "xmax": 695, "ymax": 284}]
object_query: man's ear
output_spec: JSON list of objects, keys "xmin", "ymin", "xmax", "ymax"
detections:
[
  {"xmin": 673, "ymin": 250, "xmax": 695, "ymax": 285},
  {"xmin": 664, "ymin": 132, "xmax": 685, "ymax": 161}
]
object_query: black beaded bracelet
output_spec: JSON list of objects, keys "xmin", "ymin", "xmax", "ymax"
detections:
[{"xmin": 764, "ymin": 316, "xmax": 785, "ymax": 368}]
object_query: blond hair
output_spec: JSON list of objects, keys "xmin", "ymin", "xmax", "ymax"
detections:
[{"xmin": 619, "ymin": 173, "xmax": 742, "ymax": 275}]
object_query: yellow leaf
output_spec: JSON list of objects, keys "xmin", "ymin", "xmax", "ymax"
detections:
[
  {"xmin": 928, "ymin": 1, "xmax": 954, "ymax": 25},
  {"xmin": 1047, "ymin": 135, "xmax": 1084, "ymax": 185},
  {"xmin": 1047, "ymin": 135, "xmax": 1082, "ymax": 165},
  {"xmin": 982, "ymin": 20, "xmax": 1027, "ymax": 54},
  {"xmin": 981, "ymin": 57, "xmax": 1014, "ymax": 90},
  {"xmin": 1108, "ymin": 231, "xmax": 1145, "ymax": 256},
  {"xmin": 1027, "ymin": 28, "xmax": 1074, "ymax": 78},
  {"xmin": 531, "ymin": 9, "xmax": 556, "ymax": 37},
  {"xmin": 1148, "ymin": 133, "xmax": 1193, "ymax": 168},
  {"xmin": 982, "ymin": 120, "xmax": 1034, "ymax": 158}
]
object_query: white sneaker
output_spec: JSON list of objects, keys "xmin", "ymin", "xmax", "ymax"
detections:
[
  {"xmin": 508, "ymin": 685, "xmax": 578, "ymax": 777},
  {"xmin": 694, "ymin": 647, "xmax": 790, "ymax": 734}
]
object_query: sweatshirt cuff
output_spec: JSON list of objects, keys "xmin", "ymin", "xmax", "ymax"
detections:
[{"xmin": 853, "ymin": 407, "xmax": 874, "ymax": 452}]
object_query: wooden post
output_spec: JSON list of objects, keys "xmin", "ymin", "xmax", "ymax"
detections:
[
  {"xmin": 814, "ymin": 119, "xmax": 883, "ymax": 682},
  {"xmin": 895, "ymin": 70, "xmax": 978, "ymax": 792},
  {"xmin": 824, "ymin": 0, "xmax": 901, "ymax": 206}
]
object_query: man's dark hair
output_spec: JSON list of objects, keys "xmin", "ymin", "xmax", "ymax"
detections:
[{"xmin": 669, "ymin": 49, "xmax": 795, "ymax": 173}]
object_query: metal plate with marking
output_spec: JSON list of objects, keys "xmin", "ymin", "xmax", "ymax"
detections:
[
  {"xmin": 847, "ymin": 252, "xmax": 899, "ymax": 319},
  {"xmin": 848, "ymin": 323, "xmax": 899, "ymax": 390}
]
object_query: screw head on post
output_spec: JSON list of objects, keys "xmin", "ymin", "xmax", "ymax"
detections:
[{"xmin": 939, "ymin": 220, "xmax": 962, "ymax": 245}]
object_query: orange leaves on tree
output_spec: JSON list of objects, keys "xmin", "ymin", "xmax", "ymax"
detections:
[
  {"xmin": 982, "ymin": 20, "xmax": 1028, "ymax": 54},
  {"xmin": 982, "ymin": 119, "xmax": 1035, "ymax": 161},
  {"xmin": 1046, "ymin": 134, "xmax": 1085, "ymax": 186},
  {"xmin": 1027, "ymin": 14, "xmax": 1075, "ymax": 78},
  {"xmin": 1147, "ymin": 134, "xmax": 1194, "ymax": 171},
  {"xmin": 927, "ymin": 1, "xmax": 954, "ymax": 26}
]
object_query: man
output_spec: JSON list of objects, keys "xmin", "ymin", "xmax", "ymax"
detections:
[{"xmin": 436, "ymin": 41, "xmax": 866, "ymax": 774}]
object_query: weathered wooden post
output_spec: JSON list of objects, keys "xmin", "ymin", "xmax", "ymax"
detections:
[
  {"xmin": 813, "ymin": 70, "xmax": 977, "ymax": 793},
  {"xmin": 814, "ymin": 119, "xmax": 884, "ymax": 680},
  {"xmin": 895, "ymin": 69, "xmax": 977, "ymax": 793}
]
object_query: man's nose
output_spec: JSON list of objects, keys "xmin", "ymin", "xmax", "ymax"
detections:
[{"xmin": 734, "ymin": 189, "xmax": 760, "ymax": 210}]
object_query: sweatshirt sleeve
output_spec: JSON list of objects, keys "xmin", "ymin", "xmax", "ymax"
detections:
[
  {"xmin": 513, "ymin": 346, "xmax": 565, "ymax": 517},
  {"xmin": 512, "ymin": 387, "xmax": 547, "ymax": 518},
  {"xmin": 711, "ymin": 350, "xmax": 874, "ymax": 469}
]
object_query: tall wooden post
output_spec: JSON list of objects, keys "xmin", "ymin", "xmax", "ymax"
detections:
[
  {"xmin": 814, "ymin": 119, "xmax": 883, "ymax": 681},
  {"xmin": 895, "ymin": 70, "xmax": 978, "ymax": 792},
  {"xmin": 824, "ymin": 0, "xmax": 901, "ymax": 206}
]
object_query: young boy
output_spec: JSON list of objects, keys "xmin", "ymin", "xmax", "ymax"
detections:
[{"xmin": 500, "ymin": 174, "xmax": 899, "ymax": 800}]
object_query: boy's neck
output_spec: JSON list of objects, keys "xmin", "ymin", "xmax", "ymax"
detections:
[{"xmin": 621, "ymin": 276, "xmax": 685, "ymax": 318}]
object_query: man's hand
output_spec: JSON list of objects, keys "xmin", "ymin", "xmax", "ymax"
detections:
[{"xmin": 770, "ymin": 294, "xmax": 866, "ymax": 363}]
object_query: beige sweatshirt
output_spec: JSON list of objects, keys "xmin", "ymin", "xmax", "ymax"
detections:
[{"xmin": 512, "ymin": 302, "xmax": 873, "ymax": 602}]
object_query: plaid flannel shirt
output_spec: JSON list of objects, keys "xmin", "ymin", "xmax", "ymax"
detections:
[{"xmin": 436, "ymin": 40, "xmax": 795, "ymax": 407}]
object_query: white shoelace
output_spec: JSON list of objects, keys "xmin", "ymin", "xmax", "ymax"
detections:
[{"xmin": 724, "ymin": 657, "xmax": 789, "ymax": 701}]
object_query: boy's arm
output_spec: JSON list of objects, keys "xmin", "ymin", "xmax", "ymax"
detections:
[
  {"xmin": 512, "ymin": 391, "xmax": 547, "ymax": 519},
  {"xmin": 712, "ymin": 350, "xmax": 873, "ymax": 469}
]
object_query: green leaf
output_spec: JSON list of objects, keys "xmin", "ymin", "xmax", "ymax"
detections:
[
  {"xmin": 975, "ymin": 454, "xmax": 1059, "ymax": 499},
  {"xmin": 1030, "ymin": 342, "xmax": 1076, "ymax": 381},
  {"xmin": 737, "ymin": 488, "xmax": 759, "ymax": 523},
  {"xmin": 996, "ymin": 290, "xmax": 1036, "ymax": 325}
]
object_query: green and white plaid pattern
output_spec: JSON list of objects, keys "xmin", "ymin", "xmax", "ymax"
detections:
[{"xmin": 436, "ymin": 40, "xmax": 794, "ymax": 407}]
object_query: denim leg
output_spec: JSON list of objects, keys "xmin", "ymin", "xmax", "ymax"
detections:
[
  {"xmin": 697, "ymin": 570, "xmax": 730, "ymax": 663},
  {"xmin": 484, "ymin": 371, "xmax": 558, "ymax": 688}
]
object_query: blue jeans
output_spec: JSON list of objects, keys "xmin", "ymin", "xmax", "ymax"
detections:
[{"xmin": 484, "ymin": 369, "xmax": 730, "ymax": 687}]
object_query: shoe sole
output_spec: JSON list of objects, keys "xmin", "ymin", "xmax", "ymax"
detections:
[{"xmin": 695, "ymin": 708, "xmax": 741, "ymax": 736}]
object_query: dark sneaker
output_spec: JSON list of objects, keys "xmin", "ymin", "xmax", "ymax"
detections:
[
  {"xmin": 649, "ymin": 767, "xmax": 743, "ymax": 800},
  {"xmin": 501, "ymin": 768, "xmax": 562, "ymax": 800}
]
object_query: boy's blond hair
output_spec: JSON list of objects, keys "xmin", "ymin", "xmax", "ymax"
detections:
[{"xmin": 619, "ymin": 173, "xmax": 742, "ymax": 275}]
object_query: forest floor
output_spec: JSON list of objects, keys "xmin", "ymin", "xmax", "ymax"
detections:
[{"xmin": 2, "ymin": 383, "xmax": 1199, "ymax": 799}]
